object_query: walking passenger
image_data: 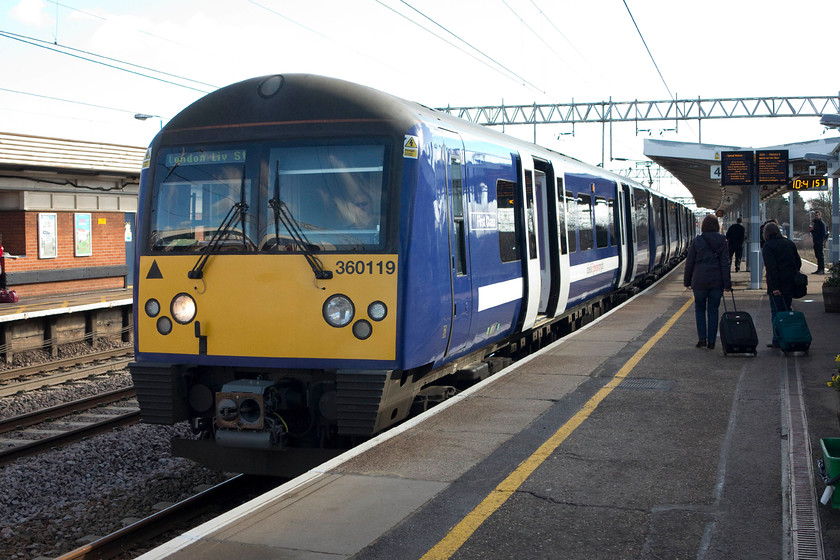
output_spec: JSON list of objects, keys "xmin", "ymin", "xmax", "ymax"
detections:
[
  {"xmin": 684, "ymin": 214, "xmax": 732, "ymax": 350},
  {"xmin": 811, "ymin": 210, "xmax": 827, "ymax": 274},
  {"xmin": 762, "ymin": 221, "xmax": 803, "ymax": 348},
  {"xmin": 725, "ymin": 217, "xmax": 746, "ymax": 272}
]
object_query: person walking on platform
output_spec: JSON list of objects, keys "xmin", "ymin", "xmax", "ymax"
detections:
[
  {"xmin": 761, "ymin": 221, "xmax": 802, "ymax": 348},
  {"xmin": 684, "ymin": 214, "xmax": 732, "ymax": 350},
  {"xmin": 725, "ymin": 217, "xmax": 746, "ymax": 272},
  {"xmin": 810, "ymin": 210, "xmax": 827, "ymax": 274}
]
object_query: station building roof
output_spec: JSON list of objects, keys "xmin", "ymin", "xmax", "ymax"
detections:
[
  {"xmin": 643, "ymin": 136, "xmax": 840, "ymax": 212},
  {"xmin": 0, "ymin": 132, "xmax": 145, "ymax": 176}
]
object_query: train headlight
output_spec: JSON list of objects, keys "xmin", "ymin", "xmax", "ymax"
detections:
[
  {"xmin": 367, "ymin": 301, "xmax": 387, "ymax": 321},
  {"xmin": 353, "ymin": 319, "xmax": 373, "ymax": 340},
  {"xmin": 144, "ymin": 298, "xmax": 161, "ymax": 317},
  {"xmin": 156, "ymin": 316, "xmax": 173, "ymax": 335},
  {"xmin": 171, "ymin": 293, "xmax": 197, "ymax": 324},
  {"xmin": 323, "ymin": 295, "xmax": 354, "ymax": 328}
]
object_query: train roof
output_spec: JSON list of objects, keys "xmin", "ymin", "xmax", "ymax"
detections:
[{"xmin": 163, "ymin": 74, "xmax": 674, "ymax": 201}]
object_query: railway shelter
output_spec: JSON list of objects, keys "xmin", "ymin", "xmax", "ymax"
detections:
[
  {"xmin": 644, "ymin": 136, "xmax": 840, "ymax": 289},
  {"xmin": 0, "ymin": 132, "xmax": 144, "ymax": 297}
]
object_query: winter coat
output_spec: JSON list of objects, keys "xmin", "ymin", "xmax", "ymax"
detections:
[
  {"xmin": 684, "ymin": 232, "xmax": 731, "ymax": 291},
  {"xmin": 762, "ymin": 236, "xmax": 801, "ymax": 296},
  {"xmin": 812, "ymin": 218, "xmax": 827, "ymax": 245},
  {"xmin": 725, "ymin": 223, "xmax": 745, "ymax": 247}
]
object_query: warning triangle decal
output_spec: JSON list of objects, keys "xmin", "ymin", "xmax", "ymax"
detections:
[
  {"xmin": 405, "ymin": 137, "xmax": 417, "ymax": 149},
  {"xmin": 146, "ymin": 260, "xmax": 163, "ymax": 279}
]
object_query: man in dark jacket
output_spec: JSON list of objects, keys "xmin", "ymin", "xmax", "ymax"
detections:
[
  {"xmin": 762, "ymin": 222, "xmax": 802, "ymax": 348},
  {"xmin": 725, "ymin": 217, "xmax": 746, "ymax": 272},
  {"xmin": 811, "ymin": 211, "xmax": 827, "ymax": 274}
]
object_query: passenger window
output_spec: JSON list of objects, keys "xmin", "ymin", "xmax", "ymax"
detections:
[
  {"xmin": 565, "ymin": 190, "xmax": 577, "ymax": 253},
  {"xmin": 609, "ymin": 198, "xmax": 619, "ymax": 246},
  {"xmin": 451, "ymin": 157, "xmax": 467, "ymax": 276},
  {"xmin": 497, "ymin": 179, "xmax": 520, "ymax": 263},
  {"xmin": 578, "ymin": 193, "xmax": 594, "ymax": 251},
  {"xmin": 524, "ymin": 171, "xmax": 537, "ymax": 260},
  {"xmin": 556, "ymin": 178, "xmax": 567, "ymax": 255},
  {"xmin": 594, "ymin": 196, "xmax": 609, "ymax": 249}
]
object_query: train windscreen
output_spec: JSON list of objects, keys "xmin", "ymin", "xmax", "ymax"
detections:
[{"xmin": 147, "ymin": 143, "xmax": 387, "ymax": 253}]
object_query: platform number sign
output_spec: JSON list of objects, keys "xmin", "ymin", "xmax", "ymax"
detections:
[{"xmin": 710, "ymin": 165, "xmax": 721, "ymax": 180}]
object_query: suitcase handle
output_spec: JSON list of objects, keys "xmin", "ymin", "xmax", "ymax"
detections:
[{"xmin": 722, "ymin": 289, "xmax": 737, "ymax": 312}]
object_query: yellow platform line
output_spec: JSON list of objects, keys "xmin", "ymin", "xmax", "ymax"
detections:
[{"xmin": 421, "ymin": 296, "xmax": 694, "ymax": 560}]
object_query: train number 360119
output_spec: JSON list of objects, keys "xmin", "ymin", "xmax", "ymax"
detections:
[{"xmin": 335, "ymin": 260, "xmax": 396, "ymax": 275}]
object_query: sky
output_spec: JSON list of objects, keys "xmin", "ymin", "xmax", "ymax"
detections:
[{"xmin": 2, "ymin": 0, "xmax": 839, "ymax": 200}]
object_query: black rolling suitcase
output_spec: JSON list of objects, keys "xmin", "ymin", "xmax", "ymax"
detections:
[{"xmin": 719, "ymin": 291, "xmax": 758, "ymax": 356}]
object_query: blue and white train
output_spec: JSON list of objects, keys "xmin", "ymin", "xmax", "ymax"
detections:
[{"xmin": 129, "ymin": 74, "xmax": 694, "ymax": 475}]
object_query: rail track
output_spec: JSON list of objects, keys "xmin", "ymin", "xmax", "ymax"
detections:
[
  {"xmin": 54, "ymin": 474, "xmax": 281, "ymax": 560},
  {"xmin": 0, "ymin": 346, "xmax": 133, "ymax": 397},
  {"xmin": 0, "ymin": 387, "xmax": 139, "ymax": 466}
]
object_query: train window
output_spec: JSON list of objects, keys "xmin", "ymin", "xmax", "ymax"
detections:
[
  {"xmin": 608, "ymin": 198, "xmax": 618, "ymax": 246},
  {"xmin": 149, "ymin": 146, "xmax": 257, "ymax": 252},
  {"xmin": 633, "ymin": 188, "xmax": 649, "ymax": 247},
  {"xmin": 497, "ymin": 179, "xmax": 520, "ymax": 263},
  {"xmin": 565, "ymin": 190, "xmax": 577, "ymax": 253},
  {"xmin": 556, "ymin": 178, "xmax": 568, "ymax": 255},
  {"xmin": 450, "ymin": 157, "xmax": 467, "ymax": 276},
  {"xmin": 264, "ymin": 144, "xmax": 386, "ymax": 251},
  {"xmin": 577, "ymin": 193, "xmax": 594, "ymax": 251},
  {"xmin": 594, "ymin": 196, "xmax": 609, "ymax": 249},
  {"xmin": 524, "ymin": 171, "xmax": 537, "ymax": 260}
]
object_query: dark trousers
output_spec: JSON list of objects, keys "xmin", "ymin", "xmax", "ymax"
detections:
[
  {"xmin": 728, "ymin": 245, "xmax": 743, "ymax": 271},
  {"xmin": 814, "ymin": 241, "xmax": 825, "ymax": 272},
  {"xmin": 693, "ymin": 288, "xmax": 723, "ymax": 342}
]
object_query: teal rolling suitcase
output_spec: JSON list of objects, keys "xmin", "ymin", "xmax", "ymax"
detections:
[{"xmin": 773, "ymin": 309, "xmax": 811, "ymax": 355}]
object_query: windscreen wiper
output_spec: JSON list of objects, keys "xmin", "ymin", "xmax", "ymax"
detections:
[
  {"xmin": 187, "ymin": 167, "xmax": 249, "ymax": 280},
  {"xmin": 269, "ymin": 161, "xmax": 332, "ymax": 280}
]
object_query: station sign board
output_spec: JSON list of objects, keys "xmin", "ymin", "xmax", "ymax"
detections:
[
  {"xmin": 721, "ymin": 151, "xmax": 753, "ymax": 186},
  {"xmin": 791, "ymin": 176, "xmax": 829, "ymax": 191},
  {"xmin": 755, "ymin": 150, "xmax": 788, "ymax": 184}
]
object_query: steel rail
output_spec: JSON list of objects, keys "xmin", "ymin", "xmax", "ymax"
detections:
[
  {"xmin": 0, "ymin": 346, "xmax": 132, "ymax": 383},
  {"xmin": 0, "ymin": 386, "xmax": 136, "ymax": 434},
  {"xmin": 0, "ymin": 408, "xmax": 139, "ymax": 466}
]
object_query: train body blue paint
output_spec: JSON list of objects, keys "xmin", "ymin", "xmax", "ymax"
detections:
[{"xmin": 128, "ymin": 75, "xmax": 694, "ymax": 475}]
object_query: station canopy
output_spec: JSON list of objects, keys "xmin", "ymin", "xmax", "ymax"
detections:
[{"xmin": 643, "ymin": 137, "xmax": 840, "ymax": 211}]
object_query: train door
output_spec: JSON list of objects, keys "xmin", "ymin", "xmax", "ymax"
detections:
[
  {"xmin": 534, "ymin": 168, "xmax": 551, "ymax": 314},
  {"xmin": 517, "ymin": 154, "xmax": 541, "ymax": 331},
  {"xmin": 443, "ymin": 137, "xmax": 472, "ymax": 357},
  {"xmin": 553, "ymin": 175, "xmax": 571, "ymax": 317},
  {"xmin": 620, "ymin": 184, "xmax": 635, "ymax": 284}
]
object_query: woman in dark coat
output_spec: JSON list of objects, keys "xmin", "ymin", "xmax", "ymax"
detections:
[
  {"xmin": 684, "ymin": 214, "xmax": 731, "ymax": 349},
  {"xmin": 761, "ymin": 221, "xmax": 802, "ymax": 348}
]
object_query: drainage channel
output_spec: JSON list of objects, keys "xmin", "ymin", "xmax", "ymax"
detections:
[{"xmin": 786, "ymin": 356, "xmax": 824, "ymax": 560}]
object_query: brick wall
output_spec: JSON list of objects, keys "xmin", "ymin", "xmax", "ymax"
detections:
[{"xmin": 1, "ymin": 210, "xmax": 128, "ymax": 297}]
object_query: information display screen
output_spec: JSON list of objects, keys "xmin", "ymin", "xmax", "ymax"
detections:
[
  {"xmin": 756, "ymin": 150, "xmax": 788, "ymax": 184},
  {"xmin": 721, "ymin": 151, "xmax": 753, "ymax": 186},
  {"xmin": 791, "ymin": 176, "xmax": 828, "ymax": 191}
]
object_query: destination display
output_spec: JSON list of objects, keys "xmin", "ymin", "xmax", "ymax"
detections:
[
  {"xmin": 791, "ymin": 176, "xmax": 829, "ymax": 191},
  {"xmin": 756, "ymin": 150, "xmax": 788, "ymax": 184},
  {"xmin": 721, "ymin": 151, "xmax": 753, "ymax": 186}
]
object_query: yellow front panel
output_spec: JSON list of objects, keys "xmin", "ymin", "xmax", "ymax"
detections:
[{"xmin": 137, "ymin": 254, "xmax": 398, "ymax": 360}]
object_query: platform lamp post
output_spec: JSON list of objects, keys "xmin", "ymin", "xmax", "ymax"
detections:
[{"xmin": 134, "ymin": 113, "xmax": 163, "ymax": 129}]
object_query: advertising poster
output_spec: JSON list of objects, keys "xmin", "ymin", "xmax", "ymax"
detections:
[
  {"xmin": 38, "ymin": 213, "xmax": 57, "ymax": 259},
  {"xmin": 74, "ymin": 213, "xmax": 92, "ymax": 257}
]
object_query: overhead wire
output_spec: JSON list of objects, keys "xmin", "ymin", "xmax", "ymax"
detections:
[
  {"xmin": 621, "ymin": 0, "xmax": 674, "ymax": 102},
  {"xmin": 380, "ymin": 0, "xmax": 550, "ymax": 99},
  {"xmin": 0, "ymin": 87, "xmax": 141, "ymax": 115},
  {"xmin": 0, "ymin": 29, "xmax": 215, "ymax": 93}
]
